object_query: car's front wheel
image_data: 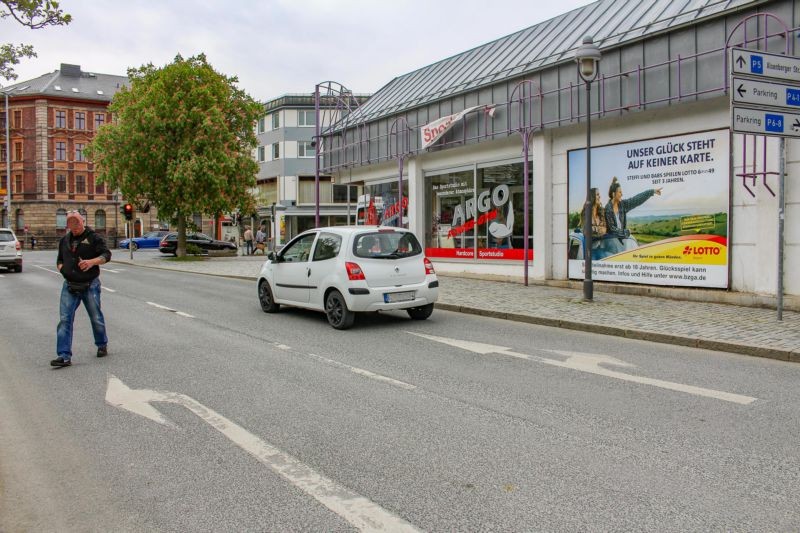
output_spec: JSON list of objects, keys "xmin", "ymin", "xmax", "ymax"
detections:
[
  {"xmin": 407, "ymin": 303, "xmax": 434, "ymax": 320},
  {"xmin": 130, "ymin": 241, "xmax": 138, "ymax": 251},
  {"xmin": 325, "ymin": 290, "xmax": 355, "ymax": 330},
  {"xmin": 258, "ymin": 280, "xmax": 280, "ymax": 313}
]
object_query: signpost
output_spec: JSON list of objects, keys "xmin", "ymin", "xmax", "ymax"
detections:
[{"xmin": 730, "ymin": 47, "xmax": 796, "ymax": 320}]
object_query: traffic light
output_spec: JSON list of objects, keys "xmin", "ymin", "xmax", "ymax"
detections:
[{"xmin": 122, "ymin": 203, "xmax": 134, "ymax": 221}]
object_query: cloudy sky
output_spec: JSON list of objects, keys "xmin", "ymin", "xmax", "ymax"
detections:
[{"xmin": 1, "ymin": 0, "xmax": 596, "ymax": 101}]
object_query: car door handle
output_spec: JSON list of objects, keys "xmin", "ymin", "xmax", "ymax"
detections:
[{"xmin": 307, "ymin": 268, "xmax": 311, "ymax": 277}]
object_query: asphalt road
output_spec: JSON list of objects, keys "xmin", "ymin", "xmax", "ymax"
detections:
[{"xmin": 1, "ymin": 251, "xmax": 799, "ymax": 532}]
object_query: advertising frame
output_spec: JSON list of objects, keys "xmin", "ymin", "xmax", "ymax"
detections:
[{"xmin": 566, "ymin": 128, "xmax": 731, "ymax": 289}]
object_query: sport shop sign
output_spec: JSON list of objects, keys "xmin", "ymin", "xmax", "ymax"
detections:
[{"xmin": 421, "ymin": 105, "xmax": 491, "ymax": 149}]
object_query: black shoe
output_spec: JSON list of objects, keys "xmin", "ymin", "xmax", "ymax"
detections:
[
  {"xmin": 50, "ymin": 357, "xmax": 71, "ymax": 367},
  {"xmin": 97, "ymin": 346, "xmax": 108, "ymax": 358}
]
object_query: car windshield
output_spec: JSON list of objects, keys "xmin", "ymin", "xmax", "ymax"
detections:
[
  {"xmin": 0, "ymin": 232, "xmax": 14, "ymax": 242},
  {"xmin": 353, "ymin": 231, "xmax": 422, "ymax": 259},
  {"xmin": 143, "ymin": 231, "xmax": 161, "ymax": 238}
]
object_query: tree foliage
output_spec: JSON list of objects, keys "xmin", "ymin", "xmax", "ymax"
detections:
[
  {"xmin": 0, "ymin": 0, "xmax": 71, "ymax": 80},
  {"xmin": 88, "ymin": 54, "xmax": 262, "ymax": 256}
]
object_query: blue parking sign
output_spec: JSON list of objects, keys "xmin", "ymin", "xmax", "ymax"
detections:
[
  {"xmin": 765, "ymin": 113, "xmax": 784, "ymax": 133},
  {"xmin": 751, "ymin": 55, "xmax": 764, "ymax": 74}
]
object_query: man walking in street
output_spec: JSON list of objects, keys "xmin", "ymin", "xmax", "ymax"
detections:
[
  {"xmin": 243, "ymin": 225, "xmax": 254, "ymax": 256},
  {"xmin": 51, "ymin": 211, "xmax": 112, "ymax": 367}
]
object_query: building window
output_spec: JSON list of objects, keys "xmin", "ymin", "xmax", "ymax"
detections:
[
  {"xmin": 95, "ymin": 113, "xmax": 105, "ymax": 129},
  {"xmin": 298, "ymin": 141, "xmax": 314, "ymax": 158},
  {"xmin": 257, "ymin": 117, "xmax": 265, "ymax": 134},
  {"xmin": 56, "ymin": 110, "xmax": 66, "ymax": 128},
  {"xmin": 15, "ymin": 208, "xmax": 23, "ymax": 231},
  {"xmin": 14, "ymin": 142, "xmax": 22, "ymax": 161},
  {"xmin": 13, "ymin": 110, "xmax": 21, "ymax": 128},
  {"xmin": 299, "ymin": 176, "xmax": 332, "ymax": 203},
  {"xmin": 14, "ymin": 174, "xmax": 22, "ymax": 194},
  {"xmin": 95, "ymin": 209, "xmax": 106, "ymax": 230},
  {"xmin": 76, "ymin": 175, "xmax": 86, "ymax": 193},
  {"xmin": 298, "ymin": 110, "xmax": 316, "ymax": 127},
  {"xmin": 78, "ymin": 208, "xmax": 87, "ymax": 220},
  {"xmin": 55, "ymin": 141, "xmax": 66, "ymax": 161},
  {"xmin": 75, "ymin": 111, "xmax": 86, "ymax": 130},
  {"xmin": 0, "ymin": 112, "xmax": 5, "ymax": 129},
  {"xmin": 56, "ymin": 174, "xmax": 66, "ymax": 192},
  {"xmin": 56, "ymin": 208, "xmax": 67, "ymax": 228},
  {"xmin": 257, "ymin": 145, "xmax": 265, "ymax": 162},
  {"xmin": 333, "ymin": 184, "xmax": 359, "ymax": 203},
  {"xmin": 95, "ymin": 181, "xmax": 105, "ymax": 194},
  {"xmin": 75, "ymin": 143, "xmax": 85, "ymax": 162},
  {"xmin": 272, "ymin": 143, "xmax": 280, "ymax": 160},
  {"xmin": 192, "ymin": 213, "xmax": 202, "ymax": 230},
  {"xmin": 271, "ymin": 112, "xmax": 280, "ymax": 129},
  {"xmin": 0, "ymin": 143, "xmax": 5, "ymax": 162}
]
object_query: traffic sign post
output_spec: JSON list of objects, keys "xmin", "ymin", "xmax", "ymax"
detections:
[
  {"xmin": 731, "ymin": 47, "xmax": 800, "ymax": 82},
  {"xmin": 732, "ymin": 76, "xmax": 800, "ymax": 109},
  {"xmin": 731, "ymin": 106, "xmax": 800, "ymax": 138}
]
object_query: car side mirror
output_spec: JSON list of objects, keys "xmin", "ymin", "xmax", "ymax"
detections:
[{"xmin": 267, "ymin": 251, "xmax": 277, "ymax": 261}]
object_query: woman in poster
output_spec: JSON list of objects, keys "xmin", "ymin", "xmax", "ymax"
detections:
[
  {"xmin": 604, "ymin": 177, "xmax": 661, "ymax": 255},
  {"xmin": 581, "ymin": 188, "xmax": 608, "ymax": 259}
]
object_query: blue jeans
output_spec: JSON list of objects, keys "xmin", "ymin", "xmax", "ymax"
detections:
[{"xmin": 56, "ymin": 278, "xmax": 108, "ymax": 360}]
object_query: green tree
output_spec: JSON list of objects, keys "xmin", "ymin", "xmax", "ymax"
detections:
[
  {"xmin": 1, "ymin": 0, "xmax": 71, "ymax": 80},
  {"xmin": 87, "ymin": 54, "xmax": 262, "ymax": 257}
]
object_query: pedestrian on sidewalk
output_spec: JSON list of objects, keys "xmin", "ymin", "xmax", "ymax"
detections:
[
  {"xmin": 254, "ymin": 225, "xmax": 266, "ymax": 255},
  {"xmin": 243, "ymin": 226, "xmax": 254, "ymax": 256},
  {"xmin": 51, "ymin": 211, "xmax": 112, "ymax": 367}
]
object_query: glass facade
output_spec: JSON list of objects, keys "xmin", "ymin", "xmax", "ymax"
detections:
[
  {"xmin": 359, "ymin": 179, "xmax": 409, "ymax": 228},
  {"xmin": 425, "ymin": 161, "xmax": 532, "ymax": 261}
]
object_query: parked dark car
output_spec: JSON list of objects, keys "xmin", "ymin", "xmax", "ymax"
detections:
[{"xmin": 159, "ymin": 232, "xmax": 237, "ymax": 256}]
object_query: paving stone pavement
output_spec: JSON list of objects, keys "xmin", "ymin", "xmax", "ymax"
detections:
[{"xmin": 112, "ymin": 252, "xmax": 800, "ymax": 362}]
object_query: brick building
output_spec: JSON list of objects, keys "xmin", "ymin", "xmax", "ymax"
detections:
[{"xmin": 0, "ymin": 63, "xmax": 165, "ymax": 248}]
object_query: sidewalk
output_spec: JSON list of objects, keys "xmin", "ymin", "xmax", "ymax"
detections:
[{"xmin": 111, "ymin": 252, "xmax": 800, "ymax": 363}]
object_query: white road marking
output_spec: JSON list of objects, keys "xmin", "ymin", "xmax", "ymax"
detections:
[
  {"xmin": 34, "ymin": 265, "xmax": 60, "ymax": 275},
  {"xmin": 101, "ymin": 268, "xmax": 121, "ymax": 273},
  {"xmin": 0, "ymin": 274, "xmax": 4, "ymax": 277},
  {"xmin": 175, "ymin": 311, "xmax": 194, "ymax": 318},
  {"xmin": 106, "ymin": 376, "xmax": 419, "ymax": 532},
  {"xmin": 146, "ymin": 302, "xmax": 174, "ymax": 312},
  {"xmin": 102, "ymin": 287, "xmax": 116, "ymax": 293},
  {"xmin": 411, "ymin": 332, "xmax": 757, "ymax": 405},
  {"xmin": 308, "ymin": 353, "xmax": 416, "ymax": 390}
]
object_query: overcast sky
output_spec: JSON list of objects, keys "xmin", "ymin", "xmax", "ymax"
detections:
[{"xmin": 2, "ymin": 0, "xmax": 596, "ymax": 101}]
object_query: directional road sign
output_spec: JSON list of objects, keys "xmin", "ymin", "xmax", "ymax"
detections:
[
  {"xmin": 732, "ymin": 76, "xmax": 800, "ymax": 110},
  {"xmin": 731, "ymin": 47, "xmax": 800, "ymax": 82},
  {"xmin": 731, "ymin": 106, "xmax": 800, "ymax": 138}
]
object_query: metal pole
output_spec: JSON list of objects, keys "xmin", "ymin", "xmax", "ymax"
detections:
[
  {"xmin": 583, "ymin": 80, "xmax": 594, "ymax": 301},
  {"xmin": 777, "ymin": 137, "xmax": 785, "ymax": 321},
  {"xmin": 314, "ymin": 86, "xmax": 321, "ymax": 228},
  {"xmin": 398, "ymin": 157, "xmax": 404, "ymax": 227},
  {"xmin": 4, "ymin": 92, "xmax": 11, "ymax": 228},
  {"xmin": 129, "ymin": 219, "xmax": 133, "ymax": 260},
  {"xmin": 523, "ymin": 129, "xmax": 530, "ymax": 286}
]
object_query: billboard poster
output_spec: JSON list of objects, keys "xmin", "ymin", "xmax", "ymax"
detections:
[{"xmin": 567, "ymin": 129, "xmax": 729, "ymax": 288}]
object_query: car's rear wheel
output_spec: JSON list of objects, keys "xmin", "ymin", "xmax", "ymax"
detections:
[
  {"xmin": 407, "ymin": 303, "xmax": 434, "ymax": 320},
  {"xmin": 325, "ymin": 290, "xmax": 354, "ymax": 330},
  {"xmin": 15, "ymin": 264, "xmax": 22, "ymax": 273},
  {"xmin": 130, "ymin": 241, "xmax": 138, "ymax": 251},
  {"xmin": 258, "ymin": 280, "xmax": 280, "ymax": 313}
]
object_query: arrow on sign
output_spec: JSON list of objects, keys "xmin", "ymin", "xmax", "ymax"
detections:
[
  {"xmin": 793, "ymin": 119, "xmax": 800, "ymax": 132},
  {"xmin": 737, "ymin": 84, "xmax": 746, "ymax": 98},
  {"xmin": 736, "ymin": 55, "xmax": 747, "ymax": 68},
  {"xmin": 410, "ymin": 333, "xmax": 757, "ymax": 405},
  {"xmin": 105, "ymin": 375, "xmax": 420, "ymax": 532}
]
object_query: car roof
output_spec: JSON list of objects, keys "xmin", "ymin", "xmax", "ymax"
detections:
[{"xmin": 298, "ymin": 225, "xmax": 411, "ymax": 237}]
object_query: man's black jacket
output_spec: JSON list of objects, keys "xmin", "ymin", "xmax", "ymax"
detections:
[{"xmin": 57, "ymin": 228, "xmax": 112, "ymax": 282}]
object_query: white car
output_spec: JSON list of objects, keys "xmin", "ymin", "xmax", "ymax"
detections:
[
  {"xmin": 257, "ymin": 226, "xmax": 439, "ymax": 329},
  {"xmin": 0, "ymin": 228, "xmax": 22, "ymax": 272}
]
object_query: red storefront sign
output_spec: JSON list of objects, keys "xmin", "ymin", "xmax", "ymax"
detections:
[{"xmin": 426, "ymin": 247, "xmax": 533, "ymax": 261}]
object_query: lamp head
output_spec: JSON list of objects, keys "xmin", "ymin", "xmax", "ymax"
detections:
[{"xmin": 575, "ymin": 35, "xmax": 601, "ymax": 82}]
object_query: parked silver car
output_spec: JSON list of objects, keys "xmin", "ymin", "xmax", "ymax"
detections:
[{"xmin": 0, "ymin": 228, "xmax": 23, "ymax": 272}]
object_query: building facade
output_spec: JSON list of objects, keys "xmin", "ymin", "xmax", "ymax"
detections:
[
  {"xmin": 252, "ymin": 93, "xmax": 369, "ymax": 247},
  {"xmin": 0, "ymin": 63, "xmax": 167, "ymax": 248},
  {"xmin": 320, "ymin": 0, "xmax": 799, "ymax": 306}
]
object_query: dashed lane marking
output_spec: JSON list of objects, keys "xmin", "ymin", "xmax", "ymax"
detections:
[
  {"xmin": 147, "ymin": 301, "xmax": 193, "ymax": 319},
  {"xmin": 34, "ymin": 265, "xmax": 60, "ymax": 275},
  {"xmin": 308, "ymin": 353, "xmax": 417, "ymax": 391},
  {"xmin": 102, "ymin": 287, "xmax": 116, "ymax": 293}
]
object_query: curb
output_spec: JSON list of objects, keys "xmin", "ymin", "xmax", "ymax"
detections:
[{"xmin": 433, "ymin": 303, "xmax": 796, "ymax": 363}]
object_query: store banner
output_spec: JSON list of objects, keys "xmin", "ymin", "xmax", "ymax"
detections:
[
  {"xmin": 567, "ymin": 129, "xmax": 730, "ymax": 288},
  {"xmin": 421, "ymin": 105, "xmax": 489, "ymax": 149}
]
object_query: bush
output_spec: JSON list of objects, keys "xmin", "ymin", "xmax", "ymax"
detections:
[{"xmin": 186, "ymin": 243, "xmax": 204, "ymax": 255}]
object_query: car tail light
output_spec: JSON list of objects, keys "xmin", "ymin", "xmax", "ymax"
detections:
[
  {"xmin": 15, "ymin": 240, "xmax": 21, "ymax": 251},
  {"xmin": 345, "ymin": 262, "xmax": 365, "ymax": 281},
  {"xmin": 424, "ymin": 257, "xmax": 435, "ymax": 275}
]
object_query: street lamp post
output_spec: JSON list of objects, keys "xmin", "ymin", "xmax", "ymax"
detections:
[{"xmin": 575, "ymin": 35, "xmax": 601, "ymax": 302}]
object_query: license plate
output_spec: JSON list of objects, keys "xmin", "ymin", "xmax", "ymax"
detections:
[{"xmin": 384, "ymin": 291, "xmax": 414, "ymax": 303}]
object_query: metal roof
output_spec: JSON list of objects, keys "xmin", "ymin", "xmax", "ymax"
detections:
[
  {"xmin": 3, "ymin": 63, "xmax": 127, "ymax": 102},
  {"xmin": 345, "ymin": 0, "xmax": 761, "ymax": 124}
]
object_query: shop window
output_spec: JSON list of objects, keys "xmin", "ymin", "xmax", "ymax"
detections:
[
  {"xmin": 95, "ymin": 209, "xmax": 106, "ymax": 230},
  {"xmin": 75, "ymin": 112, "xmax": 86, "ymax": 130},
  {"xmin": 56, "ymin": 110, "xmax": 66, "ymax": 128},
  {"xmin": 476, "ymin": 162, "xmax": 532, "ymax": 254},
  {"xmin": 55, "ymin": 141, "xmax": 66, "ymax": 161},
  {"xmin": 76, "ymin": 175, "xmax": 86, "ymax": 193},
  {"xmin": 361, "ymin": 179, "xmax": 409, "ymax": 228},
  {"xmin": 425, "ymin": 170, "xmax": 474, "ymax": 256},
  {"xmin": 56, "ymin": 208, "xmax": 67, "ymax": 228},
  {"xmin": 56, "ymin": 174, "xmax": 66, "ymax": 193}
]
